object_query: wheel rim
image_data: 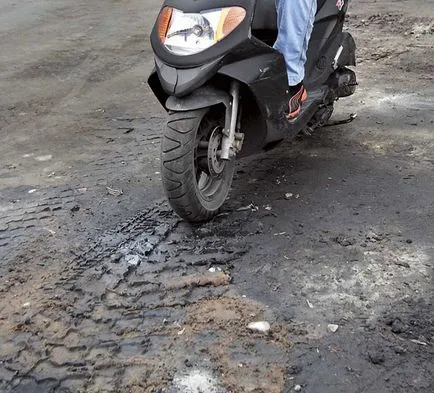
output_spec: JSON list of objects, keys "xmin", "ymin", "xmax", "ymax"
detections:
[{"xmin": 194, "ymin": 120, "xmax": 230, "ymax": 201}]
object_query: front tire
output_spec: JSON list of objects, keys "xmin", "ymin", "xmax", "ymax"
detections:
[{"xmin": 161, "ymin": 107, "xmax": 235, "ymax": 222}]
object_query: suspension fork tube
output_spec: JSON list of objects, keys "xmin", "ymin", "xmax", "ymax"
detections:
[{"xmin": 221, "ymin": 81, "xmax": 240, "ymax": 160}]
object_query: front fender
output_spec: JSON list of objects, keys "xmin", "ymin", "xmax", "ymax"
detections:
[{"xmin": 165, "ymin": 86, "xmax": 230, "ymax": 112}]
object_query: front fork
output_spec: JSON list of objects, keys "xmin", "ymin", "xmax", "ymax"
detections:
[{"xmin": 221, "ymin": 81, "xmax": 244, "ymax": 160}]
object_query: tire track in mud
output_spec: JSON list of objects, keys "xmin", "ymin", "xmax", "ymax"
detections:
[
  {"xmin": 0, "ymin": 116, "xmax": 164, "ymax": 257},
  {"xmin": 0, "ymin": 186, "xmax": 77, "ymax": 251},
  {"xmin": 0, "ymin": 201, "xmax": 257, "ymax": 393}
]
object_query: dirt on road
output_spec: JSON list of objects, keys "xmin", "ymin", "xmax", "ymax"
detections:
[{"xmin": 0, "ymin": 1, "xmax": 433, "ymax": 392}]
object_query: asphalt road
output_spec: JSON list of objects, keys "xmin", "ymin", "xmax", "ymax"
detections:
[{"xmin": 0, "ymin": 1, "xmax": 433, "ymax": 392}]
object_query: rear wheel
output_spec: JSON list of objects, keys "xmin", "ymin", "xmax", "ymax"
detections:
[{"xmin": 161, "ymin": 107, "xmax": 235, "ymax": 222}]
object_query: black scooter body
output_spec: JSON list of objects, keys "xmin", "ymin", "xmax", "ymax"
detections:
[{"xmin": 148, "ymin": 0, "xmax": 356, "ymax": 154}]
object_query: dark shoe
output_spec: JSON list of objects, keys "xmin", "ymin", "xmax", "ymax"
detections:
[{"xmin": 286, "ymin": 83, "xmax": 308, "ymax": 120}]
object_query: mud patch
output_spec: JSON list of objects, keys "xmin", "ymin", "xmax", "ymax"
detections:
[{"xmin": 0, "ymin": 202, "xmax": 254, "ymax": 392}]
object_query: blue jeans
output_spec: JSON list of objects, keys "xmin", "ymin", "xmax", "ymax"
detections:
[{"xmin": 274, "ymin": 0, "xmax": 317, "ymax": 86}]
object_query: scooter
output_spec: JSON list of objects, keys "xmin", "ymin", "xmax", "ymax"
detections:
[{"xmin": 148, "ymin": 0, "xmax": 357, "ymax": 222}]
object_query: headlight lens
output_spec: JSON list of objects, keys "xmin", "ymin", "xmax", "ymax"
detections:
[{"xmin": 157, "ymin": 6, "xmax": 246, "ymax": 56}]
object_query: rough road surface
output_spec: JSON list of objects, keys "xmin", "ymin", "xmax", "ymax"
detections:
[{"xmin": 0, "ymin": 1, "xmax": 433, "ymax": 392}]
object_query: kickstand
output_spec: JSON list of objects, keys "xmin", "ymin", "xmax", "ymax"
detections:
[{"xmin": 324, "ymin": 113, "xmax": 357, "ymax": 128}]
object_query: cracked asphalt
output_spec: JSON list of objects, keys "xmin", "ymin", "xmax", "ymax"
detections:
[{"xmin": 0, "ymin": 1, "xmax": 433, "ymax": 392}]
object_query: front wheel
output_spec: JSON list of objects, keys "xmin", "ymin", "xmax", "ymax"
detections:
[{"xmin": 161, "ymin": 107, "xmax": 235, "ymax": 222}]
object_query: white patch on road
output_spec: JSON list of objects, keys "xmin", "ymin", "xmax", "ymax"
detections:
[
  {"xmin": 368, "ymin": 91, "xmax": 434, "ymax": 111},
  {"xmin": 34, "ymin": 154, "xmax": 53, "ymax": 162},
  {"xmin": 172, "ymin": 369, "xmax": 225, "ymax": 393}
]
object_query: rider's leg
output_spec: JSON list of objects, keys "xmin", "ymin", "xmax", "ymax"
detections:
[{"xmin": 274, "ymin": 0, "xmax": 317, "ymax": 119}]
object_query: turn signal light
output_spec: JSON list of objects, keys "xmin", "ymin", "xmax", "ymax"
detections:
[
  {"xmin": 157, "ymin": 6, "xmax": 173, "ymax": 42},
  {"xmin": 218, "ymin": 7, "xmax": 246, "ymax": 41}
]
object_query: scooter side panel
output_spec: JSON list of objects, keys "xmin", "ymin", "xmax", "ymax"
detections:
[
  {"xmin": 218, "ymin": 51, "xmax": 297, "ymax": 146},
  {"xmin": 305, "ymin": 0, "xmax": 351, "ymax": 87}
]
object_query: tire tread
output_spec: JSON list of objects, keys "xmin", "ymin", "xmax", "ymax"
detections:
[{"xmin": 161, "ymin": 109, "xmax": 234, "ymax": 222}]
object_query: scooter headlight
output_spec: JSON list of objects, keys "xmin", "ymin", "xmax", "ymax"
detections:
[{"xmin": 157, "ymin": 6, "xmax": 246, "ymax": 56}]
